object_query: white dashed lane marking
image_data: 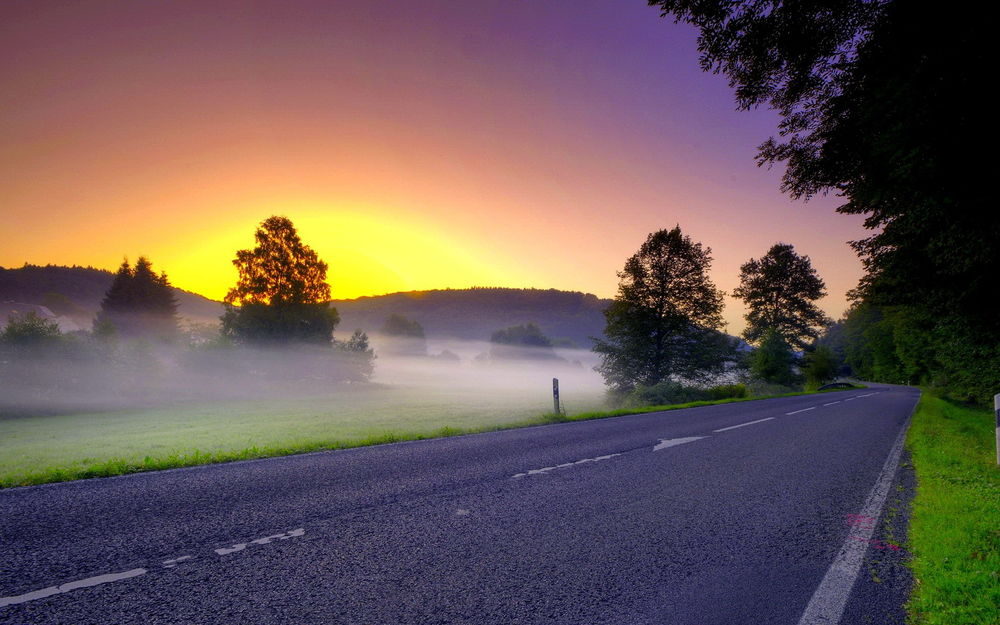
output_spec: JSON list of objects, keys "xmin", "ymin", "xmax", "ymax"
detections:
[
  {"xmin": 215, "ymin": 528, "xmax": 305, "ymax": 556},
  {"xmin": 786, "ymin": 407, "xmax": 816, "ymax": 415},
  {"xmin": 161, "ymin": 555, "xmax": 192, "ymax": 568},
  {"xmin": 512, "ymin": 453, "xmax": 621, "ymax": 479},
  {"xmin": 0, "ymin": 568, "xmax": 147, "ymax": 608},
  {"xmin": 1, "ymin": 527, "xmax": 307, "ymax": 610},
  {"xmin": 713, "ymin": 417, "xmax": 774, "ymax": 432}
]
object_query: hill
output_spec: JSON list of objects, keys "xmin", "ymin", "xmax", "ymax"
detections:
[
  {"xmin": 0, "ymin": 266, "xmax": 611, "ymax": 346},
  {"xmin": 332, "ymin": 288, "xmax": 611, "ymax": 348},
  {"xmin": 0, "ymin": 264, "xmax": 223, "ymax": 326}
]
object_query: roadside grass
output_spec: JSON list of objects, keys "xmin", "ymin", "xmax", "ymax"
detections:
[
  {"xmin": 906, "ymin": 394, "xmax": 1000, "ymax": 624},
  {"xmin": 0, "ymin": 385, "xmax": 858, "ymax": 489}
]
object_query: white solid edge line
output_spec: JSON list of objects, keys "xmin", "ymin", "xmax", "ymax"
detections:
[
  {"xmin": 713, "ymin": 417, "xmax": 775, "ymax": 432},
  {"xmin": 786, "ymin": 407, "xmax": 816, "ymax": 415},
  {"xmin": 795, "ymin": 396, "xmax": 917, "ymax": 625}
]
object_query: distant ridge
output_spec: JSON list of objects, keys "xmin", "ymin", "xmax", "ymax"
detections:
[
  {"xmin": 332, "ymin": 288, "xmax": 611, "ymax": 347},
  {"xmin": 0, "ymin": 266, "xmax": 611, "ymax": 346},
  {"xmin": 0, "ymin": 264, "xmax": 223, "ymax": 325}
]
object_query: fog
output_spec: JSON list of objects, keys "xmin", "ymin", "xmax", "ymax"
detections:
[{"xmin": 0, "ymin": 334, "xmax": 608, "ymax": 418}]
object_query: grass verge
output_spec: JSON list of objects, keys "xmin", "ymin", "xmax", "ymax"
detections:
[
  {"xmin": 0, "ymin": 386, "xmax": 858, "ymax": 489},
  {"xmin": 906, "ymin": 394, "xmax": 1000, "ymax": 624}
]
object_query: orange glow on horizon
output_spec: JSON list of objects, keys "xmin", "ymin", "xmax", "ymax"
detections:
[{"xmin": 160, "ymin": 204, "xmax": 533, "ymax": 302}]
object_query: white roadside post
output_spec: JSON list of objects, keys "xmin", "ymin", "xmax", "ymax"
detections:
[
  {"xmin": 995, "ymin": 393, "xmax": 999, "ymax": 466},
  {"xmin": 553, "ymin": 378, "xmax": 561, "ymax": 415}
]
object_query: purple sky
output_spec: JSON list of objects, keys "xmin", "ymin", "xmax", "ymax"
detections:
[{"xmin": 0, "ymin": 0, "xmax": 867, "ymax": 332}]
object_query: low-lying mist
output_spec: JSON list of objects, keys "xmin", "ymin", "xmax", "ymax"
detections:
[{"xmin": 0, "ymin": 332, "xmax": 608, "ymax": 419}]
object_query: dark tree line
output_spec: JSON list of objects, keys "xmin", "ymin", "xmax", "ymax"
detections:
[{"xmin": 648, "ymin": 0, "xmax": 997, "ymax": 402}]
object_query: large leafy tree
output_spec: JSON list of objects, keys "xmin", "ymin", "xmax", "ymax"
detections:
[
  {"xmin": 733, "ymin": 243, "xmax": 829, "ymax": 350},
  {"xmin": 648, "ymin": 0, "xmax": 997, "ymax": 401},
  {"xmin": 94, "ymin": 257, "xmax": 179, "ymax": 340},
  {"xmin": 594, "ymin": 226, "xmax": 731, "ymax": 394},
  {"xmin": 222, "ymin": 216, "xmax": 340, "ymax": 344}
]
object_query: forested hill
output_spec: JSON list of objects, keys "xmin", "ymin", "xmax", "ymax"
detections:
[
  {"xmin": 0, "ymin": 266, "xmax": 611, "ymax": 346},
  {"xmin": 0, "ymin": 265, "xmax": 223, "ymax": 324},
  {"xmin": 333, "ymin": 288, "xmax": 610, "ymax": 347}
]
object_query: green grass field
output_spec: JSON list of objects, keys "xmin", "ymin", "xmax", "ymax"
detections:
[
  {"xmin": 906, "ymin": 394, "xmax": 1000, "ymax": 624},
  {"xmin": 0, "ymin": 385, "xmax": 607, "ymax": 488}
]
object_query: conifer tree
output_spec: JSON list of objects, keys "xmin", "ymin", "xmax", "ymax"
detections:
[{"xmin": 94, "ymin": 257, "xmax": 178, "ymax": 340}]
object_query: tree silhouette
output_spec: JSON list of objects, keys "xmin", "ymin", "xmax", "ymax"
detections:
[
  {"xmin": 733, "ymin": 243, "xmax": 829, "ymax": 350},
  {"xmin": 222, "ymin": 216, "xmax": 339, "ymax": 344},
  {"xmin": 94, "ymin": 257, "xmax": 178, "ymax": 340},
  {"xmin": 594, "ymin": 227, "xmax": 731, "ymax": 394},
  {"xmin": 489, "ymin": 323, "xmax": 560, "ymax": 361},
  {"xmin": 381, "ymin": 314, "xmax": 425, "ymax": 338}
]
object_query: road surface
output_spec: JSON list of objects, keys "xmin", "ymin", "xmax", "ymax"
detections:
[{"xmin": 0, "ymin": 385, "xmax": 918, "ymax": 624}]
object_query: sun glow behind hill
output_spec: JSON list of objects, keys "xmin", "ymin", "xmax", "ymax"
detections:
[{"xmin": 162, "ymin": 203, "xmax": 530, "ymax": 301}]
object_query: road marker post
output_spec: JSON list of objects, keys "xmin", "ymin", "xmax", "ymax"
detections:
[
  {"xmin": 552, "ymin": 378, "xmax": 561, "ymax": 415},
  {"xmin": 994, "ymin": 393, "xmax": 999, "ymax": 466}
]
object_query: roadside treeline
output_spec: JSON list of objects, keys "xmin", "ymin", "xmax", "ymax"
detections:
[
  {"xmin": 820, "ymin": 302, "xmax": 1000, "ymax": 404},
  {"xmin": 648, "ymin": 0, "xmax": 997, "ymax": 405}
]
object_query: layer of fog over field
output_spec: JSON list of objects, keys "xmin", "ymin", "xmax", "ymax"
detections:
[
  {"xmin": 0, "ymin": 333, "xmax": 607, "ymax": 419},
  {"xmin": 0, "ymin": 331, "xmax": 614, "ymax": 484}
]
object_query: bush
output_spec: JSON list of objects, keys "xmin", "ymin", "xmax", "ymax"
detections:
[
  {"xmin": 623, "ymin": 381, "xmax": 747, "ymax": 408},
  {"xmin": 706, "ymin": 384, "xmax": 747, "ymax": 400}
]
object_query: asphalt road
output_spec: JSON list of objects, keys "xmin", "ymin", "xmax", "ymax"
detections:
[{"xmin": 0, "ymin": 384, "xmax": 919, "ymax": 624}]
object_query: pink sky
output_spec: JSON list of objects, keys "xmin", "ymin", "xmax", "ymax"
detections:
[{"xmin": 0, "ymin": 0, "xmax": 868, "ymax": 333}]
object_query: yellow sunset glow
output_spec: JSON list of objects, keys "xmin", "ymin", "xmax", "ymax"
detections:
[{"xmin": 161, "ymin": 202, "xmax": 527, "ymax": 302}]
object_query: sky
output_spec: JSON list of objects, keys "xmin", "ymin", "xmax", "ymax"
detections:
[{"xmin": 0, "ymin": 0, "xmax": 868, "ymax": 334}]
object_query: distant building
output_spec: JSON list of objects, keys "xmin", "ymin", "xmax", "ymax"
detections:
[{"xmin": 0, "ymin": 301, "xmax": 82, "ymax": 333}]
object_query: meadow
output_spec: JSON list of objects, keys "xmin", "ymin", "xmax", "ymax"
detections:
[{"xmin": 0, "ymin": 381, "xmax": 608, "ymax": 488}]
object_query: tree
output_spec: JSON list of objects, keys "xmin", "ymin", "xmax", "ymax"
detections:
[
  {"xmin": 749, "ymin": 327, "xmax": 796, "ymax": 386},
  {"xmin": 381, "ymin": 314, "xmax": 425, "ymax": 338},
  {"xmin": 648, "ymin": 0, "xmax": 998, "ymax": 401},
  {"xmin": 732, "ymin": 243, "xmax": 829, "ymax": 350},
  {"xmin": 335, "ymin": 329, "xmax": 376, "ymax": 381},
  {"xmin": 802, "ymin": 344, "xmax": 838, "ymax": 389},
  {"xmin": 593, "ymin": 226, "xmax": 731, "ymax": 395},
  {"xmin": 1, "ymin": 311, "xmax": 61, "ymax": 347},
  {"xmin": 489, "ymin": 323, "xmax": 560, "ymax": 360},
  {"xmin": 380, "ymin": 313, "xmax": 427, "ymax": 356},
  {"xmin": 222, "ymin": 216, "xmax": 340, "ymax": 345},
  {"xmin": 94, "ymin": 257, "xmax": 179, "ymax": 340}
]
